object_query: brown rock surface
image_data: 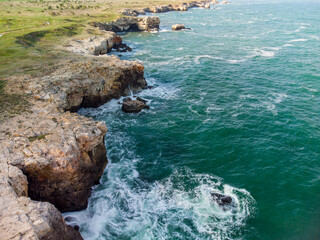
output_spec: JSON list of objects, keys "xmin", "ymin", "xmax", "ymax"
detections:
[
  {"xmin": 94, "ymin": 16, "xmax": 160, "ymax": 32},
  {"xmin": 172, "ymin": 24, "xmax": 186, "ymax": 31},
  {"xmin": 0, "ymin": 162, "xmax": 83, "ymax": 239},
  {"xmin": 122, "ymin": 97, "xmax": 149, "ymax": 113},
  {"xmin": 13, "ymin": 56, "xmax": 147, "ymax": 112},
  {"xmin": 0, "ymin": 55, "xmax": 147, "ymax": 238},
  {"xmin": 121, "ymin": 1, "xmax": 218, "ymax": 15},
  {"xmin": 63, "ymin": 32, "xmax": 126, "ymax": 56}
]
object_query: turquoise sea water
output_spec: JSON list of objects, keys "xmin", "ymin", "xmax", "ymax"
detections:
[{"xmin": 66, "ymin": 0, "xmax": 320, "ymax": 239}]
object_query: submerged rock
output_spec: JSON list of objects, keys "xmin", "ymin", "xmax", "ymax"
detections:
[
  {"xmin": 211, "ymin": 192, "xmax": 237, "ymax": 211},
  {"xmin": 172, "ymin": 24, "xmax": 186, "ymax": 31},
  {"xmin": 122, "ymin": 98, "xmax": 149, "ymax": 113}
]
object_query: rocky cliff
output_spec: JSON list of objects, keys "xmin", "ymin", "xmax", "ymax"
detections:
[
  {"xmin": 119, "ymin": 0, "xmax": 219, "ymax": 16},
  {"xmin": 0, "ymin": 55, "xmax": 147, "ymax": 239},
  {"xmin": 93, "ymin": 16, "xmax": 160, "ymax": 32}
]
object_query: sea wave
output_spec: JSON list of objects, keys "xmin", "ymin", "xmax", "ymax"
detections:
[
  {"xmin": 64, "ymin": 168, "xmax": 256, "ymax": 240},
  {"xmin": 288, "ymin": 38, "xmax": 308, "ymax": 43},
  {"xmin": 194, "ymin": 55, "xmax": 224, "ymax": 64}
]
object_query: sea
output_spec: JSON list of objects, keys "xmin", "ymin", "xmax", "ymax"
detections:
[{"xmin": 64, "ymin": 0, "xmax": 320, "ymax": 239}]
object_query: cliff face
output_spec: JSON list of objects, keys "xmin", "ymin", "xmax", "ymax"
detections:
[
  {"xmin": 0, "ymin": 55, "xmax": 146, "ymax": 239},
  {"xmin": 23, "ymin": 57, "xmax": 146, "ymax": 112},
  {"xmin": 94, "ymin": 16, "xmax": 160, "ymax": 32},
  {"xmin": 0, "ymin": 162, "xmax": 83, "ymax": 239}
]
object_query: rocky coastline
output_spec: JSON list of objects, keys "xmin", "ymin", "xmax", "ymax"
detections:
[
  {"xmin": 0, "ymin": 56, "xmax": 147, "ymax": 239},
  {"xmin": 0, "ymin": 0, "xmax": 225, "ymax": 239}
]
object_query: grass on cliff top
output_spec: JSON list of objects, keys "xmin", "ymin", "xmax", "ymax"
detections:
[
  {"xmin": 0, "ymin": 0, "xmax": 193, "ymax": 78},
  {"xmin": 0, "ymin": 79, "xmax": 30, "ymax": 122}
]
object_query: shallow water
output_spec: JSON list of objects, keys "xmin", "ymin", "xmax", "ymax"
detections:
[{"xmin": 65, "ymin": 0, "xmax": 320, "ymax": 239}]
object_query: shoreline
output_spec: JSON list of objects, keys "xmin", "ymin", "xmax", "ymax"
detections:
[{"xmin": 0, "ymin": 1, "xmax": 227, "ymax": 239}]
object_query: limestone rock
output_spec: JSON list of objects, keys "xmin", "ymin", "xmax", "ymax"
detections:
[
  {"xmin": 2, "ymin": 56, "xmax": 147, "ymax": 209},
  {"xmin": 120, "ymin": 8, "xmax": 139, "ymax": 16},
  {"xmin": 7, "ymin": 165, "xmax": 28, "ymax": 197},
  {"xmin": 0, "ymin": 162, "xmax": 82, "ymax": 239},
  {"xmin": 18, "ymin": 56, "xmax": 147, "ymax": 111},
  {"xmin": 0, "ymin": 55, "xmax": 148, "ymax": 236},
  {"xmin": 172, "ymin": 24, "xmax": 186, "ymax": 31},
  {"xmin": 94, "ymin": 16, "xmax": 160, "ymax": 32},
  {"xmin": 122, "ymin": 97, "xmax": 149, "ymax": 113},
  {"xmin": 64, "ymin": 31, "xmax": 125, "ymax": 56}
]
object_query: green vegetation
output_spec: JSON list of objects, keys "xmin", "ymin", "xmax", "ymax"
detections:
[
  {"xmin": 28, "ymin": 133, "xmax": 48, "ymax": 142},
  {"xmin": 0, "ymin": 0, "xmax": 192, "ymax": 77},
  {"xmin": 0, "ymin": 79, "xmax": 30, "ymax": 122},
  {"xmin": 0, "ymin": 0, "xmax": 192, "ymax": 120}
]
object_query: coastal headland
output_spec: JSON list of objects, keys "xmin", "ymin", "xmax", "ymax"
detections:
[{"xmin": 0, "ymin": 0, "xmax": 228, "ymax": 239}]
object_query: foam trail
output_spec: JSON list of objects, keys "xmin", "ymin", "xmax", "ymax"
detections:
[
  {"xmin": 64, "ymin": 168, "xmax": 256, "ymax": 240},
  {"xmin": 194, "ymin": 55, "xmax": 224, "ymax": 64},
  {"xmin": 288, "ymin": 39, "xmax": 308, "ymax": 43}
]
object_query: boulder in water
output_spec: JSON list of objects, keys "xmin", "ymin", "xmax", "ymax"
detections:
[
  {"xmin": 211, "ymin": 192, "xmax": 236, "ymax": 210},
  {"xmin": 172, "ymin": 24, "xmax": 186, "ymax": 31},
  {"xmin": 122, "ymin": 98, "xmax": 149, "ymax": 113}
]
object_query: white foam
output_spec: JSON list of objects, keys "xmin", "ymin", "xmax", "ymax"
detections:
[
  {"xmin": 147, "ymin": 56, "xmax": 190, "ymax": 67},
  {"xmin": 139, "ymin": 81, "xmax": 180, "ymax": 100},
  {"xmin": 310, "ymin": 35, "xmax": 320, "ymax": 40},
  {"xmin": 227, "ymin": 59, "xmax": 248, "ymax": 64},
  {"xmin": 288, "ymin": 39, "xmax": 308, "ymax": 43},
  {"xmin": 294, "ymin": 26, "xmax": 306, "ymax": 32},
  {"xmin": 194, "ymin": 55, "xmax": 224, "ymax": 64},
  {"xmin": 206, "ymin": 105, "xmax": 223, "ymax": 113},
  {"xmin": 272, "ymin": 93, "xmax": 288, "ymax": 104},
  {"xmin": 64, "ymin": 138, "xmax": 256, "ymax": 240},
  {"xmin": 254, "ymin": 49, "xmax": 275, "ymax": 57}
]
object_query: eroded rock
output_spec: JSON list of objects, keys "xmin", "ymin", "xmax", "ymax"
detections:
[
  {"xmin": 63, "ymin": 31, "xmax": 131, "ymax": 56},
  {"xmin": 19, "ymin": 56, "xmax": 147, "ymax": 111},
  {"xmin": 94, "ymin": 16, "xmax": 160, "ymax": 32},
  {"xmin": 0, "ymin": 162, "xmax": 83, "ymax": 239},
  {"xmin": 172, "ymin": 24, "xmax": 186, "ymax": 31},
  {"xmin": 0, "ymin": 55, "xmax": 148, "ymax": 237},
  {"xmin": 122, "ymin": 98, "xmax": 149, "ymax": 113}
]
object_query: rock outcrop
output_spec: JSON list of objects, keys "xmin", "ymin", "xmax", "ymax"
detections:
[
  {"xmin": 0, "ymin": 55, "xmax": 147, "ymax": 238},
  {"xmin": 94, "ymin": 16, "xmax": 160, "ymax": 32},
  {"xmin": 24, "ymin": 56, "xmax": 147, "ymax": 111},
  {"xmin": 211, "ymin": 192, "xmax": 237, "ymax": 211},
  {"xmin": 120, "ymin": 8, "xmax": 147, "ymax": 16},
  {"xmin": 121, "ymin": 97, "xmax": 149, "ymax": 113},
  {"xmin": 172, "ymin": 24, "xmax": 186, "ymax": 31},
  {"xmin": 118, "ymin": 1, "xmax": 218, "ymax": 16},
  {"xmin": 63, "ymin": 31, "xmax": 131, "ymax": 56},
  {"xmin": 0, "ymin": 166, "xmax": 83, "ymax": 239}
]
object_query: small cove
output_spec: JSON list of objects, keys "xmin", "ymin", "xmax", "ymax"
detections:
[{"xmin": 66, "ymin": 0, "xmax": 320, "ymax": 239}]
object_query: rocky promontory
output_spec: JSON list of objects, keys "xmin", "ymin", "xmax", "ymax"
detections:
[
  {"xmin": 0, "ymin": 0, "xmax": 228, "ymax": 238},
  {"xmin": 0, "ymin": 56, "xmax": 147, "ymax": 239},
  {"xmin": 93, "ymin": 16, "xmax": 160, "ymax": 32},
  {"xmin": 119, "ymin": 0, "xmax": 218, "ymax": 16}
]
